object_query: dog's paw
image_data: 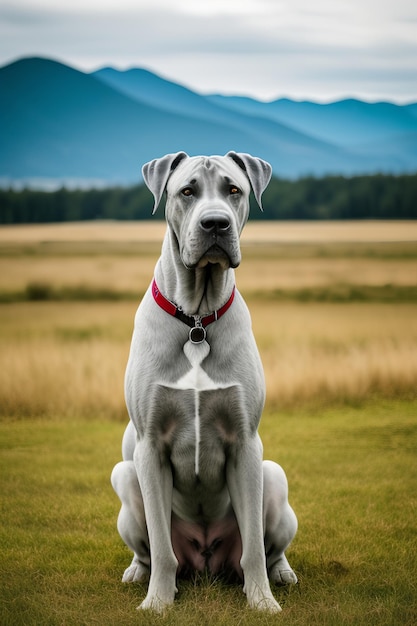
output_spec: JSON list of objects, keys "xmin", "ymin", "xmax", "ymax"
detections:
[
  {"xmin": 269, "ymin": 556, "xmax": 298, "ymax": 585},
  {"xmin": 137, "ymin": 596, "xmax": 168, "ymax": 613},
  {"xmin": 246, "ymin": 588, "xmax": 282, "ymax": 613},
  {"xmin": 137, "ymin": 592, "xmax": 175, "ymax": 613},
  {"xmin": 121, "ymin": 557, "xmax": 149, "ymax": 583},
  {"xmin": 244, "ymin": 578, "xmax": 282, "ymax": 613}
]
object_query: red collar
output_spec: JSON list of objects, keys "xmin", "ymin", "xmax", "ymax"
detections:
[{"xmin": 152, "ymin": 278, "xmax": 235, "ymax": 343}]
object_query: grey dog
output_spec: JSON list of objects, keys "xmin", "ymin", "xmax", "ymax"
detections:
[{"xmin": 111, "ymin": 152, "xmax": 297, "ymax": 613}]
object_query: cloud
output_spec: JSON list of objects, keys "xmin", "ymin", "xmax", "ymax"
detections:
[{"xmin": 0, "ymin": 0, "xmax": 416, "ymax": 101}]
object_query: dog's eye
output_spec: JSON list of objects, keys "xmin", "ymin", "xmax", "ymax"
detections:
[
  {"xmin": 181, "ymin": 187, "xmax": 194, "ymax": 197},
  {"xmin": 229, "ymin": 186, "xmax": 240, "ymax": 195}
]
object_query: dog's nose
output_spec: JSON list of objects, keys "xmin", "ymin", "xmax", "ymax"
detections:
[{"xmin": 200, "ymin": 213, "xmax": 231, "ymax": 234}]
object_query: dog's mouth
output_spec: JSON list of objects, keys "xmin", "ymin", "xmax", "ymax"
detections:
[{"xmin": 195, "ymin": 244, "xmax": 240, "ymax": 271}]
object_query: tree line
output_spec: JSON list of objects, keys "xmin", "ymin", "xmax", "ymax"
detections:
[{"xmin": 0, "ymin": 174, "xmax": 416, "ymax": 223}]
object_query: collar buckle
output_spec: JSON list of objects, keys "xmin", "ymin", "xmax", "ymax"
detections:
[{"xmin": 152, "ymin": 278, "xmax": 235, "ymax": 343}]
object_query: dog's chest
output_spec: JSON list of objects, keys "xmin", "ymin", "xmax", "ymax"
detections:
[{"xmin": 149, "ymin": 341, "xmax": 246, "ymax": 490}]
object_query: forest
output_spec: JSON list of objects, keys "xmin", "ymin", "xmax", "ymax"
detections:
[{"xmin": 0, "ymin": 173, "xmax": 416, "ymax": 223}]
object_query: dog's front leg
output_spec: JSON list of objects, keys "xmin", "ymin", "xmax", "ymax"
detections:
[
  {"xmin": 134, "ymin": 439, "xmax": 178, "ymax": 612},
  {"xmin": 227, "ymin": 435, "xmax": 282, "ymax": 613}
]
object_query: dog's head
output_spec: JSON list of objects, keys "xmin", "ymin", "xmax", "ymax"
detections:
[{"xmin": 142, "ymin": 152, "xmax": 272, "ymax": 270}]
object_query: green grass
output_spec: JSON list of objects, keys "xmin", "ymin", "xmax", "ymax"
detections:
[{"xmin": 1, "ymin": 401, "xmax": 416, "ymax": 625}]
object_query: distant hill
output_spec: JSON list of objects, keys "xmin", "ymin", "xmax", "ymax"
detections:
[
  {"xmin": 1, "ymin": 56, "xmax": 416, "ymax": 188},
  {"xmin": 207, "ymin": 96, "xmax": 417, "ymax": 144}
]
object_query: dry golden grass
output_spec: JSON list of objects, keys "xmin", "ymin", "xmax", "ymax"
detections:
[
  {"xmin": 2, "ymin": 244, "xmax": 417, "ymax": 294},
  {"xmin": 0, "ymin": 300, "xmax": 416, "ymax": 418},
  {"xmin": 1, "ymin": 337, "xmax": 127, "ymax": 419},
  {"xmin": 252, "ymin": 301, "xmax": 417, "ymax": 408},
  {"xmin": 0, "ymin": 221, "xmax": 416, "ymax": 418},
  {"xmin": 240, "ymin": 219, "xmax": 417, "ymax": 243},
  {"xmin": 2, "ymin": 251, "xmax": 416, "ymax": 295},
  {"xmin": 0, "ymin": 255, "xmax": 157, "ymax": 293},
  {"xmin": 1, "ymin": 219, "xmax": 417, "ymax": 243},
  {"xmin": 237, "ymin": 256, "xmax": 417, "ymax": 290},
  {"xmin": 1, "ymin": 221, "xmax": 417, "ymax": 298},
  {"xmin": 0, "ymin": 302, "xmax": 134, "ymax": 420},
  {"xmin": 0, "ymin": 220, "xmax": 167, "ymax": 243}
]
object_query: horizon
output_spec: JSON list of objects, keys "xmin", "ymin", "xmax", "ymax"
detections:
[{"xmin": 2, "ymin": 54, "xmax": 416, "ymax": 107}]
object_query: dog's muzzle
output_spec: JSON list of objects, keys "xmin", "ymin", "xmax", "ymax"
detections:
[{"xmin": 194, "ymin": 211, "xmax": 240, "ymax": 269}]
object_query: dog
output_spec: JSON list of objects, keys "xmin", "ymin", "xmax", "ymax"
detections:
[{"xmin": 111, "ymin": 152, "xmax": 298, "ymax": 613}]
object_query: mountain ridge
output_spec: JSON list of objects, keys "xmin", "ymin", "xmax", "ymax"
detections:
[{"xmin": 1, "ymin": 56, "xmax": 416, "ymax": 188}]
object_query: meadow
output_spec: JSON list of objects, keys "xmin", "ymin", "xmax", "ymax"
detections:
[{"xmin": 1, "ymin": 220, "xmax": 417, "ymax": 624}]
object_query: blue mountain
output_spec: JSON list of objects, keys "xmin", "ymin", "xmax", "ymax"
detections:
[
  {"xmin": 207, "ymin": 95, "xmax": 417, "ymax": 143},
  {"xmin": 93, "ymin": 66, "xmax": 377, "ymax": 178},
  {"xmin": 0, "ymin": 57, "xmax": 270, "ymax": 185},
  {"xmin": 0, "ymin": 56, "xmax": 416, "ymax": 188},
  {"xmin": 208, "ymin": 95, "xmax": 417, "ymax": 171}
]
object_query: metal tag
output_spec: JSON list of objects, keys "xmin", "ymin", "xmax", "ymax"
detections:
[{"xmin": 189, "ymin": 326, "xmax": 206, "ymax": 344}]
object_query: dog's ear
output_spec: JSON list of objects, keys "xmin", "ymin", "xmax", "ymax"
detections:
[
  {"xmin": 142, "ymin": 152, "xmax": 189, "ymax": 214},
  {"xmin": 226, "ymin": 152, "xmax": 272, "ymax": 211}
]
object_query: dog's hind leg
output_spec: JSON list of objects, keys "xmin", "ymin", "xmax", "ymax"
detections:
[
  {"xmin": 111, "ymin": 460, "xmax": 150, "ymax": 582},
  {"xmin": 262, "ymin": 460, "xmax": 298, "ymax": 585}
]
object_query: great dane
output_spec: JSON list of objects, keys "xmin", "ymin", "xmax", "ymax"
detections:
[{"xmin": 111, "ymin": 152, "xmax": 298, "ymax": 613}]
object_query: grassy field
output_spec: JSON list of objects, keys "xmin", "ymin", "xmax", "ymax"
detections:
[
  {"xmin": 1, "ymin": 221, "xmax": 417, "ymax": 624},
  {"xmin": 1, "ymin": 404, "xmax": 416, "ymax": 625}
]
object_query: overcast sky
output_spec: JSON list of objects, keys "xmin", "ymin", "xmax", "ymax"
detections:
[{"xmin": 1, "ymin": 0, "xmax": 416, "ymax": 102}]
